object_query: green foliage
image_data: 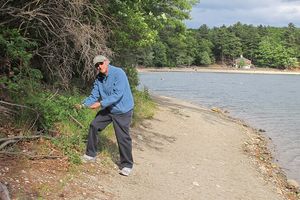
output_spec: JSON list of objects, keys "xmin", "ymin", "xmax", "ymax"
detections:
[
  {"xmin": 0, "ymin": 27, "xmax": 40, "ymax": 99},
  {"xmin": 237, "ymin": 59, "xmax": 246, "ymax": 67},
  {"xmin": 198, "ymin": 51, "xmax": 212, "ymax": 65},
  {"xmin": 123, "ymin": 66, "xmax": 139, "ymax": 91},
  {"xmin": 103, "ymin": 0, "xmax": 199, "ymax": 66},
  {"xmin": 152, "ymin": 41, "xmax": 168, "ymax": 67},
  {"xmin": 229, "ymin": 23, "xmax": 261, "ymax": 61},
  {"xmin": 132, "ymin": 88, "xmax": 156, "ymax": 126},
  {"xmin": 3, "ymin": 76, "xmax": 93, "ymax": 164},
  {"xmin": 0, "ymin": 27, "xmax": 36, "ymax": 66},
  {"xmin": 193, "ymin": 38, "xmax": 214, "ymax": 65},
  {"xmin": 11, "ymin": 89, "xmax": 90, "ymax": 163},
  {"xmin": 212, "ymin": 26, "xmax": 242, "ymax": 64},
  {"xmin": 255, "ymin": 37, "xmax": 297, "ymax": 68}
]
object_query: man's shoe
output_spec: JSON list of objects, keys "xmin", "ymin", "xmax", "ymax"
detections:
[
  {"xmin": 120, "ymin": 167, "xmax": 132, "ymax": 176},
  {"xmin": 81, "ymin": 154, "xmax": 96, "ymax": 163}
]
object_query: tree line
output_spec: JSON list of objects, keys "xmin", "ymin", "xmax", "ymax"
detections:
[{"xmin": 137, "ymin": 22, "xmax": 300, "ymax": 69}]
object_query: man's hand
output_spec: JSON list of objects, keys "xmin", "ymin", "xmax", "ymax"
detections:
[
  {"xmin": 74, "ymin": 102, "xmax": 100, "ymax": 110},
  {"xmin": 74, "ymin": 104, "xmax": 84, "ymax": 110},
  {"xmin": 90, "ymin": 102, "xmax": 101, "ymax": 109}
]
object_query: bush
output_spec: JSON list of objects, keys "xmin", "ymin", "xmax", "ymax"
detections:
[
  {"xmin": 123, "ymin": 66, "xmax": 139, "ymax": 92},
  {"xmin": 132, "ymin": 88, "xmax": 156, "ymax": 126},
  {"xmin": 0, "ymin": 27, "xmax": 36, "ymax": 66}
]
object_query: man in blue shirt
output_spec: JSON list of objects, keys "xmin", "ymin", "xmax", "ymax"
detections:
[{"xmin": 78, "ymin": 55, "xmax": 134, "ymax": 176}]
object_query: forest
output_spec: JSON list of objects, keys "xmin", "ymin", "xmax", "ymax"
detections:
[
  {"xmin": 0, "ymin": 0, "xmax": 299, "ymax": 163},
  {"xmin": 139, "ymin": 22, "xmax": 300, "ymax": 69}
]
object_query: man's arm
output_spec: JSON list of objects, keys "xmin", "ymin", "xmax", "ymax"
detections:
[{"xmin": 83, "ymin": 79, "xmax": 101, "ymax": 107}]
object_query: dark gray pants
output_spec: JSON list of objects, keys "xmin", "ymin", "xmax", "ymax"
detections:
[{"xmin": 86, "ymin": 109, "xmax": 133, "ymax": 168}]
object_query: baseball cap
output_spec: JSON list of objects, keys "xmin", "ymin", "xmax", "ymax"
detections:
[{"xmin": 93, "ymin": 55, "xmax": 107, "ymax": 65}]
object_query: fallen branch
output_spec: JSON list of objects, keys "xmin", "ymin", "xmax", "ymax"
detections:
[
  {"xmin": 0, "ymin": 100, "xmax": 40, "ymax": 132},
  {"xmin": 68, "ymin": 113, "xmax": 84, "ymax": 128},
  {"xmin": 0, "ymin": 135, "xmax": 52, "ymax": 143},
  {"xmin": 0, "ymin": 140, "xmax": 17, "ymax": 151},
  {"xmin": 47, "ymin": 88, "xmax": 59, "ymax": 100},
  {"xmin": 0, "ymin": 100, "xmax": 36, "ymax": 110},
  {"xmin": 0, "ymin": 151, "xmax": 63, "ymax": 160},
  {"xmin": 0, "ymin": 182, "xmax": 10, "ymax": 200}
]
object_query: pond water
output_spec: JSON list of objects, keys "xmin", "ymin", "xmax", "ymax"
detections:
[{"xmin": 139, "ymin": 71, "xmax": 300, "ymax": 183}]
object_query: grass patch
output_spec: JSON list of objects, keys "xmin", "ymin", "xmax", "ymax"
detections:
[{"xmin": 132, "ymin": 88, "xmax": 156, "ymax": 126}]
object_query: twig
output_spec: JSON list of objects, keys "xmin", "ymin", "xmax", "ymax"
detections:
[
  {"xmin": 47, "ymin": 88, "xmax": 59, "ymax": 100},
  {"xmin": 0, "ymin": 100, "xmax": 40, "ymax": 132},
  {"xmin": 0, "ymin": 151, "xmax": 63, "ymax": 160},
  {"xmin": 0, "ymin": 135, "xmax": 52, "ymax": 143},
  {"xmin": 68, "ymin": 113, "xmax": 84, "ymax": 128},
  {"xmin": 0, "ymin": 182, "xmax": 10, "ymax": 200},
  {"xmin": 0, "ymin": 100, "xmax": 35, "ymax": 110},
  {"xmin": 0, "ymin": 140, "xmax": 17, "ymax": 151}
]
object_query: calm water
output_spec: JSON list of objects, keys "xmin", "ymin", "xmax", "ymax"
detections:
[{"xmin": 139, "ymin": 71, "xmax": 300, "ymax": 182}]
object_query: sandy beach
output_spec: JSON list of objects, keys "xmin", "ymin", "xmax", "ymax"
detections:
[
  {"xmin": 137, "ymin": 66, "xmax": 300, "ymax": 75},
  {"xmin": 68, "ymin": 95, "xmax": 298, "ymax": 200}
]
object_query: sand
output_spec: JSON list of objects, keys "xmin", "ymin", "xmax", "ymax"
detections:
[{"xmin": 105, "ymin": 96, "xmax": 293, "ymax": 200}]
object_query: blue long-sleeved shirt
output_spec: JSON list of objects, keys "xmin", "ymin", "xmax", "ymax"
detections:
[{"xmin": 83, "ymin": 65, "xmax": 134, "ymax": 114}]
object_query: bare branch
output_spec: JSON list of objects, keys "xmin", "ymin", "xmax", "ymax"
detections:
[
  {"xmin": 0, "ymin": 140, "xmax": 17, "ymax": 151},
  {"xmin": 68, "ymin": 113, "xmax": 84, "ymax": 129},
  {"xmin": 0, "ymin": 182, "xmax": 10, "ymax": 200},
  {"xmin": 0, "ymin": 0, "xmax": 113, "ymax": 86},
  {"xmin": 0, "ymin": 151, "xmax": 63, "ymax": 160},
  {"xmin": 0, "ymin": 100, "xmax": 40, "ymax": 132},
  {"xmin": 0, "ymin": 135, "xmax": 52, "ymax": 143}
]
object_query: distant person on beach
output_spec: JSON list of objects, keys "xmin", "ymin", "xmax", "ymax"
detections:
[{"xmin": 75, "ymin": 55, "xmax": 134, "ymax": 176}]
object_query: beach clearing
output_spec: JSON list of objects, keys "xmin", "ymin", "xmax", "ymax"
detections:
[{"xmin": 105, "ymin": 96, "xmax": 297, "ymax": 200}]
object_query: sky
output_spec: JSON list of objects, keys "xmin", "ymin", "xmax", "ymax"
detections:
[{"xmin": 185, "ymin": 0, "xmax": 300, "ymax": 28}]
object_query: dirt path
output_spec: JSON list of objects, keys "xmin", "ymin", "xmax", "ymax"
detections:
[
  {"xmin": 101, "ymin": 96, "xmax": 285, "ymax": 200},
  {"xmin": 2, "ymin": 95, "xmax": 291, "ymax": 200}
]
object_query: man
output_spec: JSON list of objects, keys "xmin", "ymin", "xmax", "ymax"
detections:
[{"xmin": 77, "ymin": 55, "xmax": 134, "ymax": 176}]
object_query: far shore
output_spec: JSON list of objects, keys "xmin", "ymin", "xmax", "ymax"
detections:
[{"xmin": 137, "ymin": 66, "xmax": 300, "ymax": 75}]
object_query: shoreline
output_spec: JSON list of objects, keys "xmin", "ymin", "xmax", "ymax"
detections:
[
  {"xmin": 107, "ymin": 94, "xmax": 300, "ymax": 199},
  {"xmin": 137, "ymin": 66, "xmax": 300, "ymax": 75},
  {"xmin": 149, "ymin": 95, "xmax": 300, "ymax": 199}
]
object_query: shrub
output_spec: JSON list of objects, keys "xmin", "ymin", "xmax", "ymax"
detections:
[{"xmin": 123, "ymin": 66, "xmax": 139, "ymax": 92}]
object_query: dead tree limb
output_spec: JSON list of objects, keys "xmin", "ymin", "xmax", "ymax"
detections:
[
  {"xmin": 0, "ymin": 100, "xmax": 40, "ymax": 131},
  {"xmin": 0, "ymin": 135, "xmax": 52, "ymax": 143},
  {"xmin": 0, "ymin": 182, "xmax": 10, "ymax": 200},
  {"xmin": 0, "ymin": 140, "xmax": 17, "ymax": 151},
  {"xmin": 68, "ymin": 113, "xmax": 84, "ymax": 129},
  {"xmin": 0, "ymin": 151, "xmax": 63, "ymax": 160}
]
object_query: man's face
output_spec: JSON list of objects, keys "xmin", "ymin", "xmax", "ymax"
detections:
[{"xmin": 97, "ymin": 60, "xmax": 108, "ymax": 75}]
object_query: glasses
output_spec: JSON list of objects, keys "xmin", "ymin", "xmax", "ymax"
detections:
[{"xmin": 95, "ymin": 62, "xmax": 104, "ymax": 68}]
